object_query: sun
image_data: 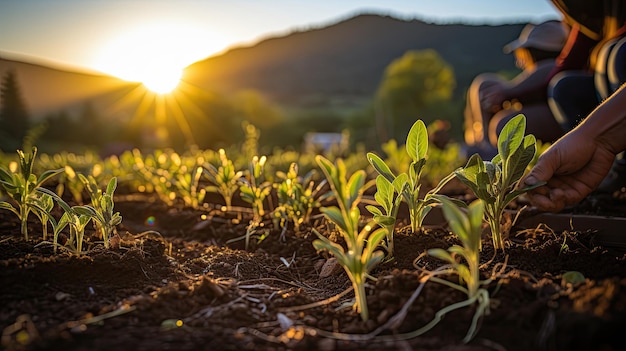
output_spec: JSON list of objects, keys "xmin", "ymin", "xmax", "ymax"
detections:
[
  {"xmin": 94, "ymin": 22, "xmax": 213, "ymax": 94},
  {"xmin": 140, "ymin": 66, "xmax": 182, "ymax": 94}
]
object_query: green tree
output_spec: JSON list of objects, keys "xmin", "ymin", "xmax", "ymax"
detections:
[
  {"xmin": 0, "ymin": 70, "xmax": 30, "ymax": 151},
  {"xmin": 375, "ymin": 49, "xmax": 455, "ymax": 141}
]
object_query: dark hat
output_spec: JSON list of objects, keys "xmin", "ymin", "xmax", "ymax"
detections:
[{"xmin": 503, "ymin": 20, "xmax": 569, "ymax": 54}]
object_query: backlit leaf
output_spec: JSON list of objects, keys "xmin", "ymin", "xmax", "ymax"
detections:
[
  {"xmin": 497, "ymin": 114, "xmax": 526, "ymax": 162},
  {"xmin": 406, "ymin": 120, "xmax": 428, "ymax": 162}
]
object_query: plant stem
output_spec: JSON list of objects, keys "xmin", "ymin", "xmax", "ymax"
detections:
[
  {"xmin": 350, "ymin": 272, "xmax": 369, "ymax": 321},
  {"xmin": 488, "ymin": 207, "xmax": 504, "ymax": 251},
  {"xmin": 20, "ymin": 204, "xmax": 30, "ymax": 241},
  {"xmin": 385, "ymin": 225, "xmax": 394, "ymax": 257},
  {"xmin": 410, "ymin": 206, "xmax": 419, "ymax": 233},
  {"xmin": 42, "ymin": 220, "xmax": 48, "ymax": 241}
]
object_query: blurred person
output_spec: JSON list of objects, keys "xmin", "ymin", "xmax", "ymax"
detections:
[
  {"xmin": 546, "ymin": 0, "xmax": 626, "ymax": 193},
  {"xmin": 464, "ymin": 20, "xmax": 569, "ymax": 158}
]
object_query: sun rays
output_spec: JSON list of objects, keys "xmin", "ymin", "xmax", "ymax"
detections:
[{"xmin": 102, "ymin": 79, "xmax": 211, "ymax": 149}]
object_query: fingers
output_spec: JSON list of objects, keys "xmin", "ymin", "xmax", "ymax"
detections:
[{"xmin": 526, "ymin": 192, "xmax": 566, "ymax": 212}]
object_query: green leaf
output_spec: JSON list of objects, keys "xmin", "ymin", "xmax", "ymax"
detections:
[
  {"xmin": 73, "ymin": 205, "xmax": 97, "ymax": 217},
  {"xmin": 367, "ymin": 152, "xmax": 396, "ymax": 184},
  {"xmin": 506, "ymin": 135, "xmax": 537, "ymax": 185},
  {"xmin": 0, "ymin": 167, "xmax": 13, "ymax": 182},
  {"xmin": 375, "ymin": 175, "xmax": 393, "ymax": 210},
  {"xmin": 346, "ymin": 170, "xmax": 365, "ymax": 207},
  {"xmin": 393, "ymin": 173, "xmax": 409, "ymax": 194},
  {"xmin": 491, "ymin": 153, "xmax": 502, "ymax": 165},
  {"xmin": 320, "ymin": 207, "xmax": 348, "ymax": 233},
  {"xmin": 439, "ymin": 196, "xmax": 470, "ymax": 243},
  {"xmin": 106, "ymin": 177, "xmax": 118, "ymax": 196},
  {"xmin": 455, "ymin": 264, "xmax": 472, "ymax": 285},
  {"xmin": 366, "ymin": 205, "xmax": 383, "ymax": 217},
  {"xmin": 37, "ymin": 187, "xmax": 72, "ymax": 213},
  {"xmin": 410, "ymin": 158, "xmax": 427, "ymax": 182},
  {"xmin": 312, "ymin": 234, "xmax": 348, "ymax": 267},
  {"xmin": 497, "ymin": 114, "xmax": 526, "ymax": 161},
  {"xmin": 365, "ymin": 250, "xmax": 385, "ymax": 272},
  {"xmin": 428, "ymin": 248, "xmax": 455, "ymax": 264},
  {"xmin": 0, "ymin": 201, "xmax": 19, "ymax": 216},
  {"xmin": 374, "ymin": 214, "xmax": 396, "ymax": 227},
  {"xmin": 502, "ymin": 180, "xmax": 546, "ymax": 207},
  {"xmin": 428, "ymin": 171, "xmax": 456, "ymax": 195},
  {"xmin": 467, "ymin": 199, "xmax": 485, "ymax": 234},
  {"xmin": 37, "ymin": 168, "xmax": 64, "ymax": 187},
  {"xmin": 365, "ymin": 226, "xmax": 387, "ymax": 255},
  {"xmin": 406, "ymin": 120, "xmax": 428, "ymax": 162}
]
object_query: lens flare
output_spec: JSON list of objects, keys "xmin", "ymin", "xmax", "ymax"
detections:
[{"xmin": 145, "ymin": 216, "xmax": 156, "ymax": 226}]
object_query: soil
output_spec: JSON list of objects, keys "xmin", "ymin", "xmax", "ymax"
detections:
[{"xmin": 1, "ymin": 191, "xmax": 626, "ymax": 351}]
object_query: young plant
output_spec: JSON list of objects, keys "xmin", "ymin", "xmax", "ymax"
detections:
[
  {"xmin": 37, "ymin": 187, "xmax": 95, "ymax": 255},
  {"xmin": 427, "ymin": 197, "xmax": 491, "ymax": 343},
  {"xmin": 312, "ymin": 155, "xmax": 387, "ymax": 321},
  {"xmin": 454, "ymin": 114, "xmax": 541, "ymax": 250},
  {"xmin": 78, "ymin": 175, "xmax": 122, "ymax": 248},
  {"xmin": 365, "ymin": 174, "xmax": 402, "ymax": 257},
  {"xmin": 28, "ymin": 192, "xmax": 54, "ymax": 240},
  {"xmin": 204, "ymin": 148, "xmax": 243, "ymax": 209},
  {"xmin": 172, "ymin": 164, "xmax": 207, "ymax": 209},
  {"xmin": 368, "ymin": 119, "xmax": 456, "ymax": 234},
  {"xmin": 236, "ymin": 155, "xmax": 273, "ymax": 250},
  {"xmin": 239, "ymin": 155, "xmax": 272, "ymax": 220},
  {"xmin": 0, "ymin": 147, "xmax": 63, "ymax": 240},
  {"xmin": 273, "ymin": 162, "xmax": 325, "ymax": 233}
]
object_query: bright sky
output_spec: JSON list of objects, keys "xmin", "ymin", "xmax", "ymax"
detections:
[{"xmin": 0, "ymin": 0, "xmax": 561, "ymax": 93}]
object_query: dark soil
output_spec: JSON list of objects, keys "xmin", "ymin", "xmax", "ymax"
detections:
[{"xmin": 1, "ymin": 192, "xmax": 626, "ymax": 351}]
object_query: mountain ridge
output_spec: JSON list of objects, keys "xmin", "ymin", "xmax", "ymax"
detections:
[{"xmin": 1, "ymin": 13, "xmax": 528, "ymax": 118}]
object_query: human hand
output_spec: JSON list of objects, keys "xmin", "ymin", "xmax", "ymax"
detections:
[
  {"xmin": 521, "ymin": 129, "xmax": 616, "ymax": 212},
  {"xmin": 479, "ymin": 85, "xmax": 506, "ymax": 112}
]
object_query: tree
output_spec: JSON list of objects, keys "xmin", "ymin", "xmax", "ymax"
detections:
[
  {"xmin": 0, "ymin": 70, "xmax": 30, "ymax": 151},
  {"xmin": 374, "ymin": 49, "xmax": 455, "ymax": 141}
]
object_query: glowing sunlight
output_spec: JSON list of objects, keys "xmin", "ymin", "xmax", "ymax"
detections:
[{"xmin": 94, "ymin": 22, "xmax": 215, "ymax": 94}]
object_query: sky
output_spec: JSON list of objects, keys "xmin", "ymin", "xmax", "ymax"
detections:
[{"xmin": 0, "ymin": 0, "xmax": 561, "ymax": 91}]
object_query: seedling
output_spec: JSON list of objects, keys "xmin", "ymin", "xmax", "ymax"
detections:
[
  {"xmin": 28, "ymin": 192, "xmax": 54, "ymax": 240},
  {"xmin": 365, "ymin": 174, "xmax": 402, "ymax": 257},
  {"xmin": 427, "ymin": 197, "xmax": 491, "ymax": 343},
  {"xmin": 239, "ymin": 155, "xmax": 272, "ymax": 219},
  {"xmin": 238, "ymin": 155, "xmax": 272, "ymax": 250},
  {"xmin": 274, "ymin": 162, "xmax": 325, "ymax": 233},
  {"xmin": 0, "ymin": 147, "xmax": 63, "ymax": 240},
  {"xmin": 37, "ymin": 186, "xmax": 96, "ymax": 255},
  {"xmin": 172, "ymin": 165, "xmax": 207, "ymax": 209},
  {"xmin": 368, "ymin": 120, "xmax": 456, "ymax": 234},
  {"xmin": 78, "ymin": 175, "xmax": 122, "ymax": 248},
  {"xmin": 312, "ymin": 155, "xmax": 386, "ymax": 321},
  {"xmin": 204, "ymin": 149, "xmax": 243, "ymax": 209},
  {"xmin": 454, "ymin": 114, "xmax": 542, "ymax": 250}
]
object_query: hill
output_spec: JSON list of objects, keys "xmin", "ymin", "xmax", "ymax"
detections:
[
  {"xmin": 183, "ymin": 14, "xmax": 526, "ymax": 106},
  {"xmin": 0, "ymin": 56, "xmax": 136, "ymax": 118},
  {"xmin": 1, "ymin": 13, "xmax": 529, "ymax": 121}
]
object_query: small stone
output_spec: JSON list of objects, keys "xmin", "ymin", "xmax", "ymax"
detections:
[{"xmin": 319, "ymin": 257, "xmax": 342, "ymax": 278}]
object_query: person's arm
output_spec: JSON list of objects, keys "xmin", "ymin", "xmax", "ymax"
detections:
[
  {"xmin": 523, "ymin": 83, "xmax": 626, "ymax": 212},
  {"xmin": 503, "ymin": 62, "xmax": 555, "ymax": 103}
]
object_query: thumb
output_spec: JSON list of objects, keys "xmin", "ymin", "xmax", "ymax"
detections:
[{"xmin": 523, "ymin": 156, "xmax": 556, "ymax": 187}]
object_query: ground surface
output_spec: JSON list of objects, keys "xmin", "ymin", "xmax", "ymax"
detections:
[{"xmin": 1, "ymin": 192, "xmax": 626, "ymax": 351}]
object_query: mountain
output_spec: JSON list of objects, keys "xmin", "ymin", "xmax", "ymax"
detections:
[
  {"xmin": 1, "ymin": 13, "xmax": 528, "ymax": 120},
  {"xmin": 182, "ymin": 14, "xmax": 526, "ymax": 105},
  {"xmin": 0, "ymin": 56, "xmax": 137, "ymax": 119}
]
